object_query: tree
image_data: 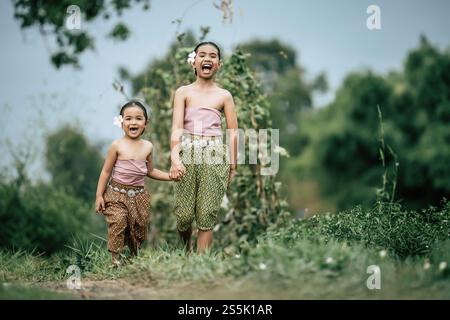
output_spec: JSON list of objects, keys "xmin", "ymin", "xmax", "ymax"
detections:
[
  {"xmin": 45, "ymin": 126, "xmax": 103, "ymax": 202},
  {"xmin": 12, "ymin": 0, "xmax": 150, "ymax": 68},
  {"xmin": 292, "ymin": 36, "xmax": 450, "ymax": 210},
  {"xmin": 236, "ymin": 39, "xmax": 327, "ymax": 156},
  {"xmin": 12, "ymin": 1, "xmax": 234, "ymax": 69}
]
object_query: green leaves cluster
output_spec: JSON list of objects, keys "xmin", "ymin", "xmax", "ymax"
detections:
[
  {"xmin": 281, "ymin": 200, "xmax": 450, "ymax": 259},
  {"xmin": 13, "ymin": 0, "xmax": 150, "ymax": 68},
  {"xmin": 292, "ymin": 36, "xmax": 450, "ymax": 210}
]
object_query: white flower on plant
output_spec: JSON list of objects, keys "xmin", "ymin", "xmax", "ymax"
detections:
[
  {"xmin": 439, "ymin": 261, "xmax": 447, "ymax": 271},
  {"xmin": 325, "ymin": 257, "xmax": 334, "ymax": 264},
  {"xmin": 235, "ymin": 254, "xmax": 240, "ymax": 259},
  {"xmin": 113, "ymin": 115, "xmax": 123, "ymax": 128},
  {"xmin": 187, "ymin": 51, "xmax": 196, "ymax": 65},
  {"xmin": 221, "ymin": 194, "xmax": 229, "ymax": 209},
  {"xmin": 423, "ymin": 261, "xmax": 431, "ymax": 270},
  {"xmin": 274, "ymin": 145, "xmax": 290, "ymax": 158},
  {"xmin": 259, "ymin": 262, "xmax": 267, "ymax": 270},
  {"xmin": 379, "ymin": 250, "xmax": 387, "ymax": 259}
]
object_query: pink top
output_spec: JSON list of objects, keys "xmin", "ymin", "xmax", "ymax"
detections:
[
  {"xmin": 183, "ymin": 107, "xmax": 222, "ymax": 137},
  {"xmin": 111, "ymin": 159, "xmax": 147, "ymax": 186}
]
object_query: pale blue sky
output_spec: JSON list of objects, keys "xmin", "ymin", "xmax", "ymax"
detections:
[{"xmin": 1, "ymin": 0, "xmax": 449, "ymax": 178}]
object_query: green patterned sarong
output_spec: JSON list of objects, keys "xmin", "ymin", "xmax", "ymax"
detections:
[{"xmin": 174, "ymin": 135, "xmax": 230, "ymax": 231}]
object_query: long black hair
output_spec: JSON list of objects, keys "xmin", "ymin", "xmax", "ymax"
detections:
[
  {"xmin": 194, "ymin": 41, "xmax": 221, "ymax": 60},
  {"xmin": 119, "ymin": 100, "xmax": 149, "ymax": 121}
]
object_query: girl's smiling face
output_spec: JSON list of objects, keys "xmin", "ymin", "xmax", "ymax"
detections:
[
  {"xmin": 194, "ymin": 44, "xmax": 221, "ymax": 79},
  {"xmin": 121, "ymin": 106, "xmax": 147, "ymax": 139}
]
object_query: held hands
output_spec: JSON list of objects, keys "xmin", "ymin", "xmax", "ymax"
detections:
[
  {"xmin": 170, "ymin": 161, "xmax": 186, "ymax": 181},
  {"xmin": 95, "ymin": 196, "xmax": 105, "ymax": 214}
]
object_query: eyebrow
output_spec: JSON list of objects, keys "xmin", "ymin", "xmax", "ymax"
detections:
[{"xmin": 198, "ymin": 51, "xmax": 218, "ymax": 55}]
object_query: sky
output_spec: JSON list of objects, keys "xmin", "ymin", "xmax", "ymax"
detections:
[{"xmin": 0, "ymin": 0, "xmax": 449, "ymax": 179}]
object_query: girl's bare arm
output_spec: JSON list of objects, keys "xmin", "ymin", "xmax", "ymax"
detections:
[
  {"xmin": 95, "ymin": 140, "xmax": 119, "ymax": 212},
  {"xmin": 146, "ymin": 144, "xmax": 171, "ymax": 181},
  {"xmin": 223, "ymin": 91, "xmax": 238, "ymax": 169},
  {"xmin": 170, "ymin": 87, "xmax": 187, "ymax": 179}
]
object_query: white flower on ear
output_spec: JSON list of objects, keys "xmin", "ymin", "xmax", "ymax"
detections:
[
  {"xmin": 113, "ymin": 115, "xmax": 123, "ymax": 128},
  {"xmin": 187, "ymin": 51, "xmax": 196, "ymax": 65}
]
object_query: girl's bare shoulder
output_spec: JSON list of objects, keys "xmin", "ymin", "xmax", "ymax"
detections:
[
  {"xmin": 110, "ymin": 138, "xmax": 122, "ymax": 150},
  {"xmin": 141, "ymin": 139, "xmax": 154, "ymax": 154},
  {"xmin": 175, "ymin": 84, "xmax": 194, "ymax": 95},
  {"xmin": 216, "ymin": 86, "xmax": 233, "ymax": 101},
  {"xmin": 213, "ymin": 84, "xmax": 231, "ymax": 95}
]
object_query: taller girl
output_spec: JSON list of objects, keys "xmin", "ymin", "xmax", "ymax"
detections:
[{"xmin": 170, "ymin": 41, "xmax": 238, "ymax": 253}]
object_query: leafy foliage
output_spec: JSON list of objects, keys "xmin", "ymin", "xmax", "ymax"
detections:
[
  {"xmin": 237, "ymin": 39, "xmax": 327, "ymax": 156},
  {"xmin": 12, "ymin": 0, "xmax": 150, "ymax": 68},
  {"xmin": 279, "ymin": 200, "xmax": 450, "ymax": 258},
  {"xmin": 45, "ymin": 126, "xmax": 103, "ymax": 203},
  {"xmin": 0, "ymin": 180, "xmax": 102, "ymax": 254},
  {"xmin": 292, "ymin": 36, "xmax": 450, "ymax": 210}
]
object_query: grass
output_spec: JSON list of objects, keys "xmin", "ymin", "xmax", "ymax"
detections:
[
  {"xmin": 1, "ymin": 211, "xmax": 449, "ymax": 299},
  {"xmin": 1, "ymin": 199, "xmax": 448, "ymax": 299}
]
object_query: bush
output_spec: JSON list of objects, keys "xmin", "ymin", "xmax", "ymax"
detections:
[
  {"xmin": 273, "ymin": 199, "xmax": 450, "ymax": 258},
  {"xmin": 0, "ymin": 181, "xmax": 103, "ymax": 254}
]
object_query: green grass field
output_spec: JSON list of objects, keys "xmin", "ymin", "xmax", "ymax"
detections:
[{"xmin": 2, "ymin": 202, "xmax": 449, "ymax": 300}]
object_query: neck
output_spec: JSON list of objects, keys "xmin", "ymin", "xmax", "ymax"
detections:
[
  {"xmin": 124, "ymin": 135, "xmax": 141, "ymax": 142},
  {"xmin": 195, "ymin": 77, "xmax": 215, "ymax": 88}
]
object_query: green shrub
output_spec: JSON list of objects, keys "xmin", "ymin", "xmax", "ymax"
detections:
[
  {"xmin": 0, "ymin": 181, "xmax": 103, "ymax": 254},
  {"xmin": 284, "ymin": 199, "xmax": 450, "ymax": 258}
]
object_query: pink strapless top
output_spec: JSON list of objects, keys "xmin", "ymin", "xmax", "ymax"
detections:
[
  {"xmin": 183, "ymin": 107, "xmax": 222, "ymax": 137},
  {"xmin": 111, "ymin": 159, "xmax": 147, "ymax": 186}
]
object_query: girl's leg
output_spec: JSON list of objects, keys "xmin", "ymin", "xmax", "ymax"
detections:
[
  {"xmin": 178, "ymin": 226, "xmax": 193, "ymax": 253},
  {"xmin": 112, "ymin": 252, "xmax": 121, "ymax": 266},
  {"xmin": 197, "ymin": 229, "xmax": 213, "ymax": 254},
  {"xmin": 195, "ymin": 157, "xmax": 230, "ymax": 254},
  {"xmin": 174, "ymin": 162, "xmax": 196, "ymax": 252}
]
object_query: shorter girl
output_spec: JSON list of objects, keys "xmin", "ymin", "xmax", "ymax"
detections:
[{"xmin": 95, "ymin": 100, "xmax": 173, "ymax": 266}]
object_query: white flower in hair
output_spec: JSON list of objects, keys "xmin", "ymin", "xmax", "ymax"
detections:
[
  {"xmin": 113, "ymin": 115, "xmax": 123, "ymax": 128},
  {"xmin": 187, "ymin": 51, "xmax": 196, "ymax": 65}
]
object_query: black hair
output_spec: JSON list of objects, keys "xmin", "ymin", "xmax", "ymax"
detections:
[
  {"xmin": 194, "ymin": 41, "xmax": 221, "ymax": 60},
  {"xmin": 119, "ymin": 100, "xmax": 148, "ymax": 121},
  {"xmin": 193, "ymin": 41, "xmax": 221, "ymax": 76}
]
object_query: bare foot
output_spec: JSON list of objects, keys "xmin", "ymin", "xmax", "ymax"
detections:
[{"xmin": 111, "ymin": 253, "xmax": 121, "ymax": 268}]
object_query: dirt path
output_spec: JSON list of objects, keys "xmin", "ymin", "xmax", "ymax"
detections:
[
  {"xmin": 36, "ymin": 278, "xmax": 278, "ymax": 300},
  {"xmin": 38, "ymin": 279, "xmax": 186, "ymax": 299}
]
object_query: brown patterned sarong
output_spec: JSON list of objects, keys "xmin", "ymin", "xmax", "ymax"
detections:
[{"xmin": 102, "ymin": 179, "xmax": 151, "ymax": 253}]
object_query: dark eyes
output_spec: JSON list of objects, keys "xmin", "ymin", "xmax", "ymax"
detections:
[{"xmin": 199, "ymin": 54, "xmax": 217, "ymax": 58}]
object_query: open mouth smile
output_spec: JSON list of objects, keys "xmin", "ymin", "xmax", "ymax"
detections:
[{"xmin": 201, "ymin": 63, "xmax": 213, "ymax": 74}]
